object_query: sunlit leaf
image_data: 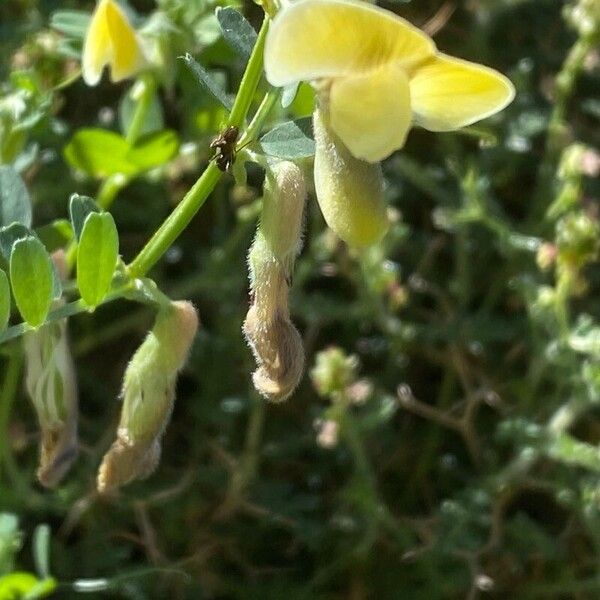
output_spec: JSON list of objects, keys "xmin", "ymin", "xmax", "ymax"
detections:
[
  {"xmin": 127, "ymin": 130, "xmax": 180, "ymax": 172},
  {"xmin": 10, "ymin": 236, "xmax": 54, "ymax": 327},
  {"xmin": 77, "ymin": 212, "xmax": 119, "ymax": 308},
  {"xmin": 64, "ymin": 129, "xmax": 136, "ymax": 178}
]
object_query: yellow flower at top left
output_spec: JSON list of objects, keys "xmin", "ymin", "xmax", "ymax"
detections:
[{"xmin": 82, "ymin": 0, "xmax": 146, "ymax": 86}]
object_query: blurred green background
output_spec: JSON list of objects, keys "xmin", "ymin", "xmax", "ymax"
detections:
[{"xmin": 1, "ymin": 0, "xmax": 600, "ymax": 598}]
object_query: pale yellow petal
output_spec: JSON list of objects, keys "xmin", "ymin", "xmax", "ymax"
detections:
[
  {"xmin": 105, "ymin": 0, "xmax": 144, "ymax": 82},
  {"xmin": 410, "ymin": 53, "xmax": 515, "ymax": 131},
  {"xmin": 329, "ymin": 63, "xmax": 412, "ymax": 163},
  {"xmin": 82, "ymin": 0, "xmax": 113, "ymax": 86},
  {"xmin": 264, "ymin": 0, "xmax": 435, "ymax": 87}
]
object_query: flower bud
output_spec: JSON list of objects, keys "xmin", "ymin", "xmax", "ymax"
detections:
[
  {"xmin": 313, "ymin": 107, "xmax": 389, "ymax": 248},
  {"xmin": 311, "ymin": 347, "xmax": 359, "ymax": 399},
  {"xmin": 97, "ymin": 301, "xmax": 198, "ymax": 492},
  {"xmin": 23, "ymin": 251, "xmax": 78, "ymax": 488},
  {"xmin": 243, "ymin": 161, "xmax": 306, "ymax": 402}
]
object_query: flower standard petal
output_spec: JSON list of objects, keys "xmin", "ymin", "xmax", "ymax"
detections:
[
  {"xmin": 330, "ymin": 63, "xmax": 412, "ymax": 163},
  {"xmin": 82, "ymin": 0, "xmax": 113, "ymax": 86},
  {"xmin": 104, "ymin": 0, "xmax": 145, "ymax": 82},
  {"xmin": 264, "ymin": 0, "xmax": 435, "ymax": 87},
  {"xmin": 409, "ymin": 53, "xmax": 516, "ymax": 132}
]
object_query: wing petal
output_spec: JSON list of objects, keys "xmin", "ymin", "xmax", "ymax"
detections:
[{"xmin": 410, "ymin": 53, "xmax": 515, "ymax": 131}]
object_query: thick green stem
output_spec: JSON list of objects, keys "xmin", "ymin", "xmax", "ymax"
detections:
[{"xmin": 127, "ymin": 16, "xmax": 271, "ymax": 278}]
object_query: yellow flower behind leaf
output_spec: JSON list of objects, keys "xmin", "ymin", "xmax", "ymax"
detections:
[
  {"xmin": 82, "ymin": 0, "xmax": 145, "ymax": 86},
  {"xmin": 264, "ymin": 0, "xmax": 515, "ymax": 163}
]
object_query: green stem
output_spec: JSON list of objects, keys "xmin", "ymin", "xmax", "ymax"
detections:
[
  {"xmin": 127, "ymin": 16, "xmax": 270, "ymax": 278},
  {"xmin": 127, "ymin": 163, "xmax": 222, "ymax": 278},
  {"xmin": 125, "ymin": 75, "xmax": 156, "ymax": 146},
  {"xmin": 226, "ymin": 15, "xmax": 270, "ymax": 130},
  {"xmin": 238, "ymin": 88, "xmax": 280, "ymax": 148},
  {"xmin": 0, "ymin": 283, "xmax": 135, "ymax": 345}
]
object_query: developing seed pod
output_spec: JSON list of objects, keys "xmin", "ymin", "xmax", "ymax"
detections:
[
  {"xmin": 313, "ymin": 106, "xmax": 389, "ymax": 248},
  {"xmin": 97, "ymin": 301, "xmax": 198, "ymax": 493},
  {"xmin": 24, "ymin": 251, "xmax": 78, "ymax": 488},
  {"xmin": 243, "ymin": 161, "xmax": 305, "ymax": 402}
]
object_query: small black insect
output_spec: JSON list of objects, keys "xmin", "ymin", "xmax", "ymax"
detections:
[{"xmin": 210, "ymin": 125, "xmax": 240, "ymax": 172}]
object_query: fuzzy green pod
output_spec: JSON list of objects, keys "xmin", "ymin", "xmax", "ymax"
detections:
[
  {"xmin": 23, "ymin": 252, "xmax": 78, "ymax": 488},
  {"xmin": 97, "ymin": 300, "xmax": 198, "ymax": 492},
  {"xmin": 313, "ymin": 107, "xmax": 389, "ymax": 248},
  {"xmin": 244, "ymin": 161, "xmax": 306, "ymax": 402}
]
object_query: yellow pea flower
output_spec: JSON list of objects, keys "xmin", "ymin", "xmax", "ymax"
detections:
[
  {"xmin": 264, "ymin": 0, "xmax": 515, "ymax": 163},
  {"xmin": 82, "ymin": 0, "xmax": 146, "ymax": 86}
]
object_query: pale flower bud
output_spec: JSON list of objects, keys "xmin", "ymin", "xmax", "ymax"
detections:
[
  {"xmin": 243, "ymin": 161, "xmax": 306, "ymax": 402},
  {"xmin": 97, "ymin": 301, "xmax": 198, "ymax": 492},
  {"xmin": 24, "ymin": 251, "xmax": 78, "ymax": 488},
  {"xmin": 313, "ymin": 107, "xmax": 389, "ymax": 248}
]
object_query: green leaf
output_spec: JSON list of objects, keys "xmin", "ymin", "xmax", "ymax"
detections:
[
  {"xmin": 69, "ymin": 194, "xmax": 100, "ymax": 240},
  {"xmin": 260, "ymin": 118, "xmax": 315, "ymax": 159},
  {"xmin": 0, "ymin": 166, "xmax": 32, "ymax": 227},
  {"xmin": 180, "ymin": 54, "xmax": 234, "ymax": 111},
  {"xmin": 127, "ymin": 130, "xmax": 180, "ymax": 172},
  {"xmin": 50, "ymin": 10, "xmax": 91, "ymax": 39},
  {"xmin": 0, "ymin": 223, "xmax": 32, "ymax": 262},
  {"xmin": 215, "ymin": 7, "xmax": 257, "ymax": 60},
  {"xmin": 32, "ymin": 524, "xmax": 51, "ymax": 579},
  {"xmin": 10, "ymin": 237, "xmax": 54, "ymax": 328},
  {"xmin": 0, "ymin": 270, "xmax": 9, "ymax": 332},
  {"xmin": 64, "ymin": 129, "xmax": 179, "ymax": 178},
  {"xmin": 64, "ymin": 129, "xmax": 135, "ymax": 178},
  {"xmin": 77, "ymin": 212, "xmax": 119, "ymax": 308},
  {"xmin": 36, "ymin": 219, "xmax": 74, "ymax": 252}
]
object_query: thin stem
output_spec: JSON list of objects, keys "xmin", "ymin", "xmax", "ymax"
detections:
[
  {"xmin": 0, "ymin": 283, "xmax": 135, "ymax": 345},
  {"xmin": 127, "ymin": 16, "xmax": 271, "ymax": 278},
  {"xmin": 127, "ymin": 163, "xmax": 222, "ymax": 278},
  {"xmin": 126, "ymin": 75, "xmax": 156, "ymax": 146},
  {"xmin": 238, "ymin": 88, "xmax": 280, "ymax": 148},
  {"xmin": 226, "ymin": 15, "xmax": 270, "ymax": 130}
]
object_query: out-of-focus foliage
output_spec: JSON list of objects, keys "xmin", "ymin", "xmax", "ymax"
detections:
[{"xmin": 0, "ymin": 0, "xmax": 600, "ymax": 598}]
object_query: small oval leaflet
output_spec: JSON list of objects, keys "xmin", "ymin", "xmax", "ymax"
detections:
[
  {"xmin": 259, "ymin": 118, "xmax": 315, "ymax": 159},
  {"xmin": 0, "ymin": 166, "xmax": 32, "ymax": 228},
  {"xmin": 77, "ymin": 212, "xmax": 119, "ymax": 308},
  {"xmin": 10, "ymin": 236, "xmax": 54, "ymax": 328},
  {"xmin": 0, "ymin": 269, "xmax": 10, "ymax": 332}
]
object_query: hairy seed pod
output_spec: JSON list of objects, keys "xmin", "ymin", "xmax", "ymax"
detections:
[
  {"xmin": 313, "ymin": 107, "xmax": 389, "ymax": 247},
  {"xmin": 243, "ymin": 161, "xmax": 306, "ymax": 402},
  {"xmin": 24, "ymin": 251, "xmax": 78, "ymax": 488},
  {"xmin": 97, "ymin": 301, "xmax": 198, "ymax": 493}
]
